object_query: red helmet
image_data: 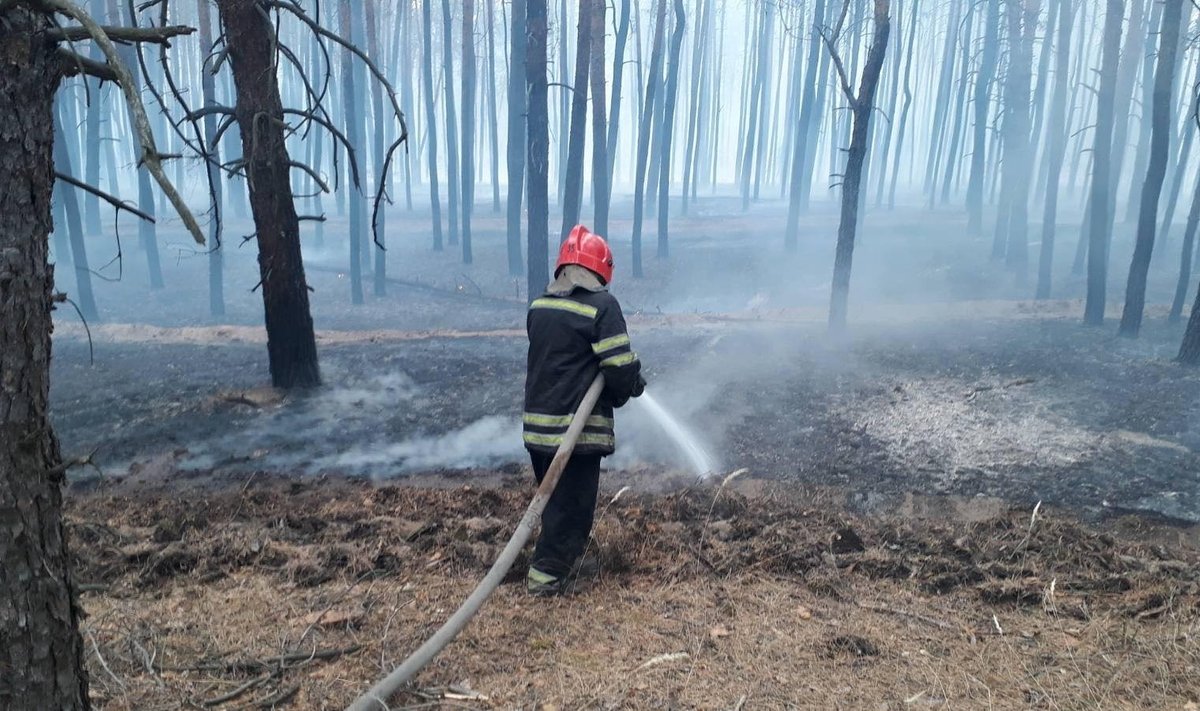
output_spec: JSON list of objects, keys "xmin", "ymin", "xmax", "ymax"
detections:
[{"xmin": 556, "ymin": 224, "xmax": 614, "ymax": 284}]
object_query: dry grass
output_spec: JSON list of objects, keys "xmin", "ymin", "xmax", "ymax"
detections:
[{"xmin": 71, "ymin": 475, "xmax": 1200, "ymax": 710}]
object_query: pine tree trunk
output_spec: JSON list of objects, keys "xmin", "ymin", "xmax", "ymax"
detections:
[
  {"xmin": 338, "ymin": 0, "xmax": 365, "ymax": 304},
  {"xmin": 589, "ymin": 0, "xmax": 611, "ymax": 238},
  {"xmin": 631, "ymin": 0, "xmax": 668, "ymax": 278},
  {"xmin": 1083, "ymin": 0, "xmax": 1125, "ymax": 326},
  {"xmin": 197, "ymin": 0, "xmax": 225, "ymax": 315},
  {"xmin": 1036, "ymin": 0, "xmax": 1073, "ymax": 300},
  {"xmin": 1170, "ymin": 175, "xmax": 1200, "ymax": 323},
  {"xmin": 83, "ymin": 1, "xmax": 103, "ymax": 235},
  {"xmin": 365, "ymin": 0, "xmax": 389, "ymax": 294},
  {"xmin": 0, "ymin": 10, "xmax": 90, "ymax": 709},
  {"xmin": 885, "ymin": 0, "xmax": 919, "ymax": 209},
  {"xmin": 1179, "ymin": 279, "xmax": 1200, "ymax": 363},
  {"xmin": 441, "ymin": 0, "xmax": 461, "ymax": 245},
  {"xmin": 1000, "ymin": 0, "xmax": 1039, "ymax": 277},
  {"xmin": 219, "ymin": 0, "xmax": 321, "ymax": 388},
  {"xmin": 657, "ymin": 0, "xmax": 686, "ymax": 258},
  {"xmin": 559, "ymin": 0, "xmax": 593, "ymax": 242},
  {"xmin": 830, "ymin": 0, "xmax": 892, "ymax": 332},
  {"xmin": 422, "ymin": 0, "xmax": 445, "ymax": 251},
  {"xmin": 1118, "ymin": 0, "xmax": 1184, "ymax": 338},
  {"xmin": 681, "ymin": 0, "xmax": 708, "ymax": 215},
  {"xmin": 505, "ymin": 0, "xmax": 527, "ymax": 274},
  {"xmin": 461, "ymin": 0, "xmax": 476, "ymax": 263},
  {"xmin": 606, "ymin": 0, "xmax": 631, "ymax": 183},
  {"xmin": 966, "ymin": 0, "xmax": 1001, "ymax": 233},
  {"xmin": 52, "ymin": 111, "xmax": 98, "ymax": 321},
  {"xmin": 527, "ymin": 0, "xmax": 551, "ymax": 300},
  {"xmin": 485, "ymin": 0, "xmax": 501, "ymax": 212},
  {"xmin": 739, "ymin": 2, "xmax": 772, "ymax": 212},
  {"xmin": 1122, "ymin": 0, "xmax": 1164, "ymax": 224},
  {"xmin": 937, "ymin": 1, "xmax": 974, "ymax": 205}
]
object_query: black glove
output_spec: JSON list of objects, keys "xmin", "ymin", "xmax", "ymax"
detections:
[{"xmin": 631, "ymin": 374, "xmax": 647, "ymax": 398}]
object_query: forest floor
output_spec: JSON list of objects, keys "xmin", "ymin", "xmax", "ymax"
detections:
[{"xmin": 51, "ymin": 200, "xmax": 1200, "ymax": 708}]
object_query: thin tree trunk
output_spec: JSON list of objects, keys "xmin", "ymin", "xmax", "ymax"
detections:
[
  {"xmin": 338, "ymin": 0, "xmax": 365, "ymax": 304},
  {"xmin": 461, "ymin": 0, "xmax": 476, "ymax": 263},
  {"xmin": 1119, "ymin": 0, "xmax": 1184, "ymax": 337},
  {"xmin": 559, "ymin": 0, "xmax": 593, "ymax": 242},
  {"xmin": 506, "ymin": 0, "xmax": 527, "ymax": 274},
  {"xmin": 1083, "ymin": 0, "xmax": 1125, "ymax": 326},
  {"xmin": 1000, "ymin": 0, "xmax": 1039, "ymax": 277},
  {"xmin": 885, "ymin": 0, "xmax": 919, "ymax": 209},
  {"xmin": 53, "ymin": 111, "xmax": 98, "ymax": 321},
  {"xmin": 589, "ymin": 0, "xmax": 611, "ymax": 238},
  {"xmin": 682, "ymin": 0, "xmax": 709, "ymax": 215},
  {"xmin": 631, "ymin": 0, "xmax": 669, "ymax": 278},
  {"xmin": 1036, "ymin": 0, "xmax": 1073, "ymax": 300},
  {"xmin": 739, "ymin": 1, "xmax": 772, "ymax": 212},
  {"xmin": 197, "ymin": 0, "xmax": 225, "ymax": 316},
  {"xmin": 1170, "ymin": 174, "xmax": 1200, "ymax": 322},
  {"xmin": 558, "ymin": 0, "xmax": 571, "ymax": 202},
  {"xmin": 422, "ymin": 0, "xmax": 444, "ymax": 251},
  {"xmin": 967, "ymin": 0, "xmax": 1001, "ymax": 233},
  {"xmin": 442, "ymin": 0, "xmax": 461, "ymax": 245},
  {"xmin": 527, "ymin": 0, "xmax": 551, "ymax": 300},
  {"xmin": 219, "ymin": 0, "xmax": 321, "ymax": 387},
  {"xmin": 657, "ymin": 0, "xmax": 686, "ymax": 257},
  {"xmin": 1122, "ymin": 0, "xmax": 1164, "ymax": 224},
  {"xmin": 830, "ymin": 0, "xmax": 892, "ymax": 332},
  {"xmin": 485, "ymin": 0, "xmax": 501, "ymax": 212},
  {"xmin": 606, "ymin": 0, "xmax": 632, "ymax": 183},
  {"xmin": 365, "ymin": 0, "xmax": 389, "ymax": 294},
  {"xmin": 1179, "ymin": 277, "xmax": 1200, "ymax": 363},
  {"xmin": 0, "ymin": 13, "xmax": 90, "ymax": 710}
]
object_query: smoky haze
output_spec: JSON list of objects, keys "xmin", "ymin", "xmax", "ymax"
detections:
[{"xmin": 40, "ymin": 0, "xmax": 1200, "ymax": 522}]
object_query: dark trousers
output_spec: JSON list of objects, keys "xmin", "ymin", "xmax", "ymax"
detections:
[{"xmin": 529, "ymin": 451, "xmax": 601, "ymax": 578}]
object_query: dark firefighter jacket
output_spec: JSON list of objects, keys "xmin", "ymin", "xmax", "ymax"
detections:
[{"xmin": 523, "ymin": 283, "xmax": 642, "ymax": 457}]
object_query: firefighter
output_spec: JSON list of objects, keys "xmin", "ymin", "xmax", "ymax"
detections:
[{"xmin": 523, "ymin": 224, "xmax": 645, "ymax": 596}]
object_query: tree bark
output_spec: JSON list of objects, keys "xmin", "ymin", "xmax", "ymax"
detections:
[
  {"xmin": 197, "ymin": 0, "xmax": 225, "ymax": 315},
  {"xmin": 422, "ymin": 0, "xmax": 444, "ymax": 251},
  {"xmin": 1118, "ymin": 0, "xmax": 1184, "ymax": 338},
  {"xmin": 0, "ymin": 9, "xmax": 90, "ymax": 710},
  {"xmin": 1179, "ymin": 278, "xmax": 1200, "ymax": 363},
  {"xmin": 1170, "ymin": 175, "xmax": 1200, "ymax": 323},
  {"xmin": 966, "ymin": 0, "xmax": 1000, "ymax": 233},
  {"xmin": 589, "ymin": 0, "xmax": 610, "ymax": 238},
  {"xmin": 829, "ymin": 0, "xmax": 892, "ymax": 332},
  {"xmin": 1035, "ymin": 0, "xmax": 1073, "ymax": 300},
  {"xmin": 485, "ymin": 0, "xmax": 501, "ymax": 212},
  {"xmin": 527, "ymin": 0, "xmax": 551, "ymax": 300},
  {"xmin": 1083, "ymin": 0, "xmax": 1125, "ymax": 326},
  {"xmin": 505, "ymin": 0, "xmax": 526, "ymax": 274},
  {"xmin": 559, "ymin": 0, "xmax": 592, "ymax": 243},
  {"xmin": 218, "ymin": 0, "xmax": 321, "ymax": 388},
  {"xmin": 999, "ymin": 0, "xmax": 1039, "ymax": 276},
  {"xmin": 338, "ymin": 0, "xmax": 365, "ymax": 304},
  {"xmin": 631, "ymin": 0, "xmax": 668, "ymax": 278}
]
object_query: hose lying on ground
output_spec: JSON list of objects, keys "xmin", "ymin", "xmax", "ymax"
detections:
[{"xmin": 345, "ymin": 374, "xmax": 607, "ymax": 711}]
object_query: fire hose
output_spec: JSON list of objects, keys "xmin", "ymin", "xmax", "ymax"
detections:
[{"xmin": 345, "ymin": 374, "xmax": 607, "ymax": 711}]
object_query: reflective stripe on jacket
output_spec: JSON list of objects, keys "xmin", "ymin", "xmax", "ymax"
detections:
[{"xmin": 523, "ymin": 285, "xmax": 642, "ymax": 456}]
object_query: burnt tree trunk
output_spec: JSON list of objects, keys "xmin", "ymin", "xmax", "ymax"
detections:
[
  {"xmin": 1083, "ymin": 0, "xmax": 1124, "ymax": 326},
  {"xmin": 505, "ymin": 0, "xmax": 526, "ymax": 274},
  {"xmin": 966, "ymin": 0, "xmax": 1000, "ymax": 233},
  {"xmin": 559, "ymin": 0, "xmax": 592, "ymax": 242},
  {"xmin": 461, "ymin": 0, "xmax": 476, "ymax": 263},
  {"xmin": 1035, "ymin": 0, "xmax": 1073, "ymax": 300},
  {"xmin": 656, "ymin": 0, "xmax": 686, "ymax": 257},
  {"xmin": 485, "ymin": 0, "xmax": 501, "ymax": 212},
  {"xmin": 1118, "ymin": 0, "xmax": 1184, "ymax": 338},
  {"xmin": 589, "ymin": 0, "xmax": 610, "ymax": 238},
  {"xmin": 631, "ymin": 0, "xmax": 668, "ymax": 278},
  {"xmin": 219, "ymin": 0, "xmax": 320, "ymax": 388},
  {"xmin": 829, "ymin": 0, "xmax": 891, "ymax": 332},
  {"xmin": 527, "ymin": 0, "xmax": 551, "ymax": 300},
  {"xmin": 422, "ymin": 0, "xmax": 444, "ymax": 250},
  {"xmin": 0, "ymin": 9, "xmax": 90, "ymax": 710},
  {"xmin": 999, "ymin": 0, "xmax": 1039, "ymax": 276}
]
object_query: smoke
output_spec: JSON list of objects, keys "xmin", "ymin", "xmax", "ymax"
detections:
[{"xmin": 318, "ymin": 416, "xmax": 523, "ymax": 474}]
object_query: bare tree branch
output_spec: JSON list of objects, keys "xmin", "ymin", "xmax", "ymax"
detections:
[
  {"xmin": 40, "ymin": 0, "xmax": 205, "ymax": 245},
  {"xmin": 58, "ymin": 48, "xmax": 118, "ymax": 81},
  {"xmin": 55, "ymin": 171, "xmax": 155, "ymax": 222},
  {"xmin": 45, "ymin": 23, "xmax": 192, "ymax": 44}
]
